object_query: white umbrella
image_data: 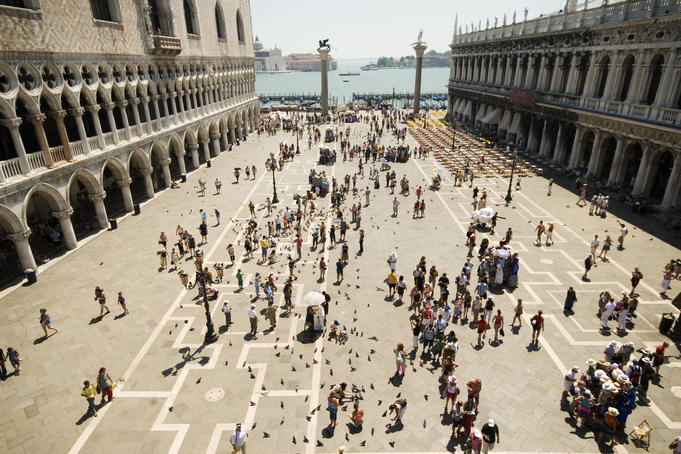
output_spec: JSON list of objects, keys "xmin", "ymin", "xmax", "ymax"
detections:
[
  {"xmin": 303, "ymin": 290, "xmax": 325, "ymax": 306},
  {"xmin": 494, "ymin": 249, "xmax": 511, "ymax": 259},
  {"xmin": 471, "ymin": 207, "xmax": 496, "ymax": 223}
]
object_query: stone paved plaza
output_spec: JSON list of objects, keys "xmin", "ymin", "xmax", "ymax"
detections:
[{"xmin": 0, "ymin": 117, "xmax": 680, "ymax": 454}]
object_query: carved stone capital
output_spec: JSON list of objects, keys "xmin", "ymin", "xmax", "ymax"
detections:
[
  {"xmin": 68, "ymin": 107, "xmax": 85, "ymax": 117},
  {"xmin": 88, "ymin": 191, "xmax": 106, "ymax": 202},
  {"xmin": 27, "ymin": 113, "xmax": 46, "ymax": 124},
  {"xmin": 0, "ymin": 117, "xmax": 22, "ymax": 129},
  {"xmin": 117, "ymin": 178, "xmax": 133, "ymax": 187},
  {"xmin": 6, "ymin": 229, "xmax": 31, "ymax": 242},
  {"xmin": 187, "ymin": 144, "xmax": 199, "ymax": 151},
  {"xmin": 85, "ymin": 104, "xmax": 101, "ymax": 113},
  {"xmin": 47, "ymin": 110, "xmax": 68, "ymax": 120},
  {"xmin": 102, "ymin": 102, "xmax": 116, "ymax": 111},
  {"xmin": 115, "ymin": 100, "xmax": 128, "ymax": 108},
  {"xmin": 210, "ymin": 133, "xmax": 220, "ymax": 140},
  {"xmin": 52, "ymin": 208, "xmax": 74, "ymax": 220}
]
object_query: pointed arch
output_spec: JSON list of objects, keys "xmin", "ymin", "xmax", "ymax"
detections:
[
  {"xmin": 0, "ymin": 204, "xmax": 25, "ymax": 234},
  {"xmin": 128, "ymin": 148, "xmax": 151, "ymax": 170},
  {"xmin": 236, "ymin": 8, "xmax": 245, "ymax": 43},
  {"xmin": 100, "ymin": 156, "xmax": 128, "ymax": 181},
  {"xmin": 23, "ymin": 183, "xmax": 69, "ymax": 225},
  {"xmin": 215, "ymin": 1, "xmax": 226, "ymax": 39},
  {"xmin": 67, "ymin": 168, "xmax": 102, "ymax": 199}
]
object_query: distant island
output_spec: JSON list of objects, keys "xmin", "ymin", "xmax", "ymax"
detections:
[{"xmin": 361, "ymin": 50, "xmax": 450, "ymax": 70}]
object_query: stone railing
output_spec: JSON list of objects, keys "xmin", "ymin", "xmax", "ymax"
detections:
[
  {"xmin": 27, "ymin": 151, "xmax": 45, "ymax": 170},
  {"xmin": 453, "ymin": 0, "xmax": 681, "ymax": 44},
  {"xmin": 103, "ymin": 132, "xmax": 115, "ymax": 147},
  {"xmin": 88, "ymin": 136, "xmax": 101, "ymax": 151},
  {"xmin": 1, "ymin": 157, "xmax": 22, "ymax": 179},
  {"xmin": 71, "ymin": 140, "xmax": 85, "ymax": 157},
  {"xmin": 449, "ymin": 79, "xmax": 681, "ymax": 127},
  {"xmin": 152, "ymin": 35, "xmax": 182, "ymax": 56},
  {"xmin": 50, "ymin": 145, "xmax": 67, "ymax": 163}
]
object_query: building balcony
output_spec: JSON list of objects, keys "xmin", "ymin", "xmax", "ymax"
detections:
[
  {"xmin": 448, "ymin": 80, "xmax": 681, "ymax": 129},
  {"xmin": 152, "ymin": 35, "xmax": 182, "ymax": 56}
]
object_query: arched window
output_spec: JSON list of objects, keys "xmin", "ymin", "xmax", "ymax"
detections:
[
  {"xmin": 618, "ymin": 55, "xmax": 635, "ymax": 102},
  {"xmin": 150, "ymin": 0, "xmax": 173, "ymax": 36},
  {"xmin": 215, "ymin": 2, "xmax": 226, "ymax": 39},
  {"xmin": 236, "ymin": 9, "xmax": 245, "ymax": 43},
  {"xmin": 595, "ymin": 55, "xmax": 610, "ymax": 99},
  {"xmin": 183, "ymin": 0, "xmax": 199, "ymax": 35},
  {"xmin": 645, "ymin": 54, "xmax": 664, "ymax": 105},
  {"xmin": 0, "ymin": 0, "xmax": 39, "ymax": 8}
]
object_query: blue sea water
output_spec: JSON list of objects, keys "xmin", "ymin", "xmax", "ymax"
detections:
[{"xmin": 255, "ymin": 58, "xmax": 450, "ymax": 106}]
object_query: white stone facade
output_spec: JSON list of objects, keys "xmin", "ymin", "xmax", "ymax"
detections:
[
  {"xmin": 448, "ymin": 0, "xmax": 681, "ymax": 210},
  {"xmin": 0, "ymin": 0, "xmax": 259, "ymax": 274}
]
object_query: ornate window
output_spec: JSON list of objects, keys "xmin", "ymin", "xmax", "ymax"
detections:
[
  {"xmin": 645, "ymin": 54, "xmax": 664, "ymax": 105},
  {"xmin": 183, "ymin": 0, "xmax": 199, "ymax": 35},
  {"xmin": 236, "ymin": 9, "xmax": 245, "ymax": 43},
  {"xmin": 89, "ymin": 0, "xmax": 121, "ymax": 22},
  {"xmin": 215, "ymin": 1, "xmax": 226, "ymax": 39}
]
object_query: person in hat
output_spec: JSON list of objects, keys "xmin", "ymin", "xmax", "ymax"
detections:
[
  {"xmin": 480, "ymin": 418, "xmax": 500, "ymax": 453},
  {"xmin": 604, "ymin": 341, "xmax": 619, "ymax": 362},
  {"xmin": 230, "ymin": 422, "xmax": 248, "ymax": 453},
  {"xmin": 638, "ymin": 356, "xmax": 654, "ymax": 398},
  {"xmin": 597, "ymin": 407, "xmax": 619, "ymax": 445},
  {"xmin": 562, "ymin": 366, "xmax": 580, "ymax": 400},
  {"xmin": 576, "ymin": 389, "xmax": 593, "ymax": 428}
]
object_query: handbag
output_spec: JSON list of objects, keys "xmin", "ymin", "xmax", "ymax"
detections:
[
  {"xmin": 96, "ymin": 385, "xmax": 101, "ymax": 394},
  {"xmin": 500, "ymin": 327, "xmax": 505, "ymax": 337}
]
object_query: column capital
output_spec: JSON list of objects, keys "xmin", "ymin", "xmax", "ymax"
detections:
[
  {"xmin": 52, "ymin": 208, "xmax": 74, "ymax": 220},
  {"xmin": 85, "ymin": 104, "xmax": 101, "ymax": 113},
  {"xmin": 115, "ymin": 100, "xmax": 129, "ymax": 108},
  {"xmin": 170, "ymin": 92, "xmax": 177, "ymax": 98},
  {"xmin": 142, "ymin": 166, "xmax": 153, "ymax": 176},
  {"xmin": 159, "ymin": 93, "xmax": 168, "ymax": 100},
  {"xmin": 210, "ymin": 133, "xmax": 220, "ymax": 140},
  {"xmin": 88, "ymin": 191, "xmax": 107, "ymax": 202},
  {"xmin": 27, "ymin": 113, "xmax": 46, "ymax": 124},
  {"xmin": 68, "ymin": 107, "xmax": 85, "ymax": 117},
  {"xmin": 151, "ymin": 95, "xmax": 160, "ymax": 102},
  {"xmin": 0, "ymin": 117, "xmax": 22, "ymax": 129},
  {"xmin": 199, "ymin": 138, "xmax": 209, "ymax": 145},
  {"xmin": 117, "ymin": 177, "xmax": 133, "ymax": 187},
  {"xmin": 131, "ymin": 98, "xmax": 141, "ymax": 105},
  {"xmin": 47, "ymin": 110, "xmax": 68, "ymax": 120},
  {"xmin": 188, "ymin": 144, "xmax": 199, "ymax": 151},
  {"xmin": 164, "ymin": 158, "xmax": 172, "ymax": 165},
  {"xmin": 141, "ymin": 96, "xmax": 151, "ymax": 103},
  {"xmin": 102, "ymin": 102, "xmax": 116, "ymax": 111},
  {"xmin": 7, "ymin": 229, "xmax": 31, "ymax": 241}
]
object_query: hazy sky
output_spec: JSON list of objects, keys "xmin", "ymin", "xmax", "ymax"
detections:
[{"xmin": 250, "ymin": 0, "xmax": 566, "ymax": 58}]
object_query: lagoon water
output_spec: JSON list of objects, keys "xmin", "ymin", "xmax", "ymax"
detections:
[{"xmin": 255, "ymin": 58, "xmax": 450, "ymax": 105}]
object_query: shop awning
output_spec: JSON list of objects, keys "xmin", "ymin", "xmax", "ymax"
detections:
[
  {"xmin": 481, "ymin": 107, "xmax": 502, "ymax": 125},
  {"xmin": 463, "ymin": 101, "xmax": 472, "ymax": 117},
  {"xmin": 499, "ymin": 109, "xmax": 512, "ymax": 130}
]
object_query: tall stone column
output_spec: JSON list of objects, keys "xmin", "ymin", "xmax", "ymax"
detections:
[
  {"xmin": 141, "ymin": 96, "xmax": 153, "ymax": 134},
  {"xmin": 586, "ymin": 130, "xmax": 603, "ymax": 176},
  {"xmin": 7, "ymin": 230, "xmax": 36, "ymax": 271},
  {"xmin": 102, "ymin": 102, "xmax": 119, "ymax": 144},
  {"xmin": 68, "ymin": 108, "xmax": 91, "ymax": 154},
  {"xmin": 188, "ymin": 144, "xmax": 199, "ymax": 169},
  {"xmin": 131, "ymin": 98, "xmax": 144, "ymax": 137},
  {"xmin": 210, "ymin": 133, "xmax": 220, "ymax": 157},
  {"xmin": 552, "ymin": 123, "xmax": 565, "ymax": 163},
  {"xmin": 47, "ymin": 110, "xmax": 74, "ymax": 161},
  {"xmin": 52, "ymin": 208, "xmax": 77, "ymax": 249},
  {"xmin": 169, "ymin": 93, "xmax": 179, "ymax": 124},
  {"xmin": 0, "ymin": 118, "xmax": 31, "ymax": 173},
  {"xmin": 200, "ymin": 139, "xmax": 211, "ymax": 162},
  {"xmin": 115, "ymin": 100, "xmax": 132, "ymax": 140},
  {"xmin": 159, "ymin": 94, "xmax": 170, "ymax": 128},
  {"xmin": 177, "ymin": 91, "xmax": 186, "ymax": 121},
  {"xmin": 142, "ymin": 167, "xmax": 155, "ymax": 199},
  {"xmin": 117, "ymin": 178, "xmax": 134, "ymax": 212},
  {"xmin": 662, "ymin": 154, "xmax": 681, "ymax": 208},
  {"xmin": 162, "ymin": 159, "xmax": 172, "ymax": 187},
  {"xmin": 548, "ymin": 55, "xmax": 562, "ymax": 92},
  {"xmin": 151, "ymin": 95, "xmax": 162, "ymax": 130},
  {"xmin": 27, "ymin": 113, "xmax": 54, "ymax": 168},
  {"xmin": 88, "ymin": 191, "xmax": 109, "ymax": 229},
  {"xmin": 412, "ymin": 40, "xmax": 427, "ymax": 115},
  {"xmin": 632, "ymin": 147, "xmax": 653, "ymax": 195},
  {"xmin": 176, "ymin": 150, "xmax": 187, "ymax": 175},
  {"xmin": 318, "ymin": 47, "xmax": 330, "ymax": 116},
  {"xmin": 581, "ymin": 52, "xmax": 599, "ymax": 97},
  {"xmin": 568, "ymin": 126, "xmax": 584, "ymax": 169},
  {"xmin": 607, "ymin": 138, "xmax": 627, "ymax": 185},
  {"xmin": 538, "ymin": 120, "xmax": 551, "ymax": 157},
  {"xmin": 565, "ymin": 53, "xmax": 580, "ymax": 94},
  {"xmin": 86, "ymin": 105, "xmax": 104, "ymax": 149}
]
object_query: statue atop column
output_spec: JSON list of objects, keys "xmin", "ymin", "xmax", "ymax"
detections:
[
  {"xmin": 494, "ymin": 17, "xmax": 498, "ymax": 28},
  {"xmin": 416, "ymin": 29, "xmax": 424, "ymax": 45},
  {"xmin": 318, "ymin": 38, "xmax": 330, "ymax": 51}
]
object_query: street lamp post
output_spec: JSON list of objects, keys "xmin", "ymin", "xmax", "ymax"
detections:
[
  {"xmin": 194, "ymin": 250, "xmax": 218, "ymax": 344},
  {"xmin": 271, "ymin": 160, "xmax": 279, "ymax": 203},
  {"xmin": 296, "ymin": 126, "xmax": 300, "ymax": 154},
  {"xmin": 505, "ymin": 152, "xmax": 518, "ymax": 204}
]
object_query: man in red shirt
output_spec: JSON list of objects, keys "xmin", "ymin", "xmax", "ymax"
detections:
[
  {"xmin": 477, "ymin": 315, "xmax": 487, "ymax": 348},
  {"xmin": 295, "ymin": 235, "xmax": 303, "ymax": 260}
]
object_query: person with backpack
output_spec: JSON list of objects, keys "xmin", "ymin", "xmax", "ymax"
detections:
[{"xmin": 535, "ymin": 220, "xmax": 546, "ymax": 245}]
